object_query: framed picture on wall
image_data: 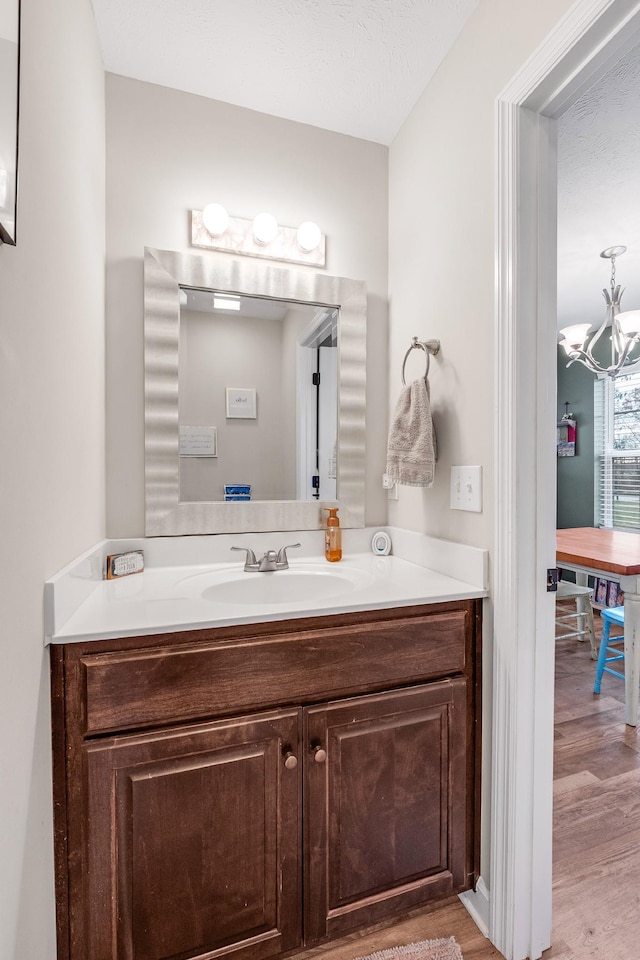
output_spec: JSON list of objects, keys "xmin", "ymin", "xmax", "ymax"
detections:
[
  {"xmin": 0, "ymin": 0, "xmax": 21, "ymax": 245},
  {"xmin": 226, "ymin": 387, "xmax": 257, "ymax": 419}
]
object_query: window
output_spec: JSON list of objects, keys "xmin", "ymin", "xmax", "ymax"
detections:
[{"xmin": 595, "ymin": 371, "xmax": 640, "ymax": 529}]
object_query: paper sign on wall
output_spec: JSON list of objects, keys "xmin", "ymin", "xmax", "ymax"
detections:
[{"xmin": 179, "ymin": 425, "xmax": 217, "ymax": 457}]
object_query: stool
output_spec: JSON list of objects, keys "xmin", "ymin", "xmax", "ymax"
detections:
[
  {"xmin": 555, "ymin": 580, "xmax": 597, "ymax": 659},
  {"xmin": 594, "ymin": 605, "xmax": 625, "ymax": 693}
]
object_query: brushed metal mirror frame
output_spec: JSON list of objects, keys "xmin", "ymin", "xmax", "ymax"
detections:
[{"xmin": 144, "ymin": 247, "xmax": 366, "ymax": 535}]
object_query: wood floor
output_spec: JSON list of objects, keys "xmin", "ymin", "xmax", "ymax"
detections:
[
  {"xmin": 300, "ymin": 606, "xmax": 640, "ymax": 960},
  {"xmin": 546, "ymin": 608, "xmax": 640, "ymax": 959}
]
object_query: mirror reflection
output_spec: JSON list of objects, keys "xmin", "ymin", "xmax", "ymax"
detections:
[
  {"xmin": 178, "ymin": 288, "xmax": 338, "ymax": 503},
  {"xmin": 144, "ymin": 246, "xmax": 366, "ymax": 536}
]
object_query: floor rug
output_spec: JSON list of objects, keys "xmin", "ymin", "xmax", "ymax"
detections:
[{"xmin": 354, "ymin": 938, "xmax": 464, "ymax": 960}]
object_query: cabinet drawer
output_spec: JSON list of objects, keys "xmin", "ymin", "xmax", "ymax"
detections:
[{"xmin": 79, "ymin": 608, "xmax": 471, "ymax": 736}]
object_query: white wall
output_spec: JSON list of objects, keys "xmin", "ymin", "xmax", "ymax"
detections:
[
  {"xmin": 0, "ymin": 1, "xmax": 105, "ymax": 957},
  {"xmin": 389, "ymin": 0, "xmax": 573, "ymax": 548},
  {"xmin": 105, "ymin": 75, "xmax": 389, "ymax": 537},
  {"xmin": 388, "ymin": 0, "xmax": 574, "ymax": 892},
  {"xmin": 179, "ymin": 309, "xmax": 289, "ymax": 501}
]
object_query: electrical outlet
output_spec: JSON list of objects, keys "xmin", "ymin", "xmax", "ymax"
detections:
[
  {"xmin": 450, "ymin": 465, "xmax": 482, "ymax": 512},
  {"xmin": 382, "ymin": 473, "xmax": 398, "ymax": 500}
]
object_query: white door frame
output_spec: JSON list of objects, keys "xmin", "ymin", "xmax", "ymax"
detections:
[{"xmin": 491, "ymin": 2, "xmax": 640, "ymax": 958}]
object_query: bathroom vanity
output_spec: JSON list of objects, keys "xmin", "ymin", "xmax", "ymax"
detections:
[
  {"xmin": 47, "ymin": 531, "xmax": 486, "ymax": 960},
  {"xmin": 51, "ymin": 599, "xmax": 480, "ymax": 960}
]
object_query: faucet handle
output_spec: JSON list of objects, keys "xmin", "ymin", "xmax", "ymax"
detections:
[
  {"xmin": 276, "ymin": 543, "xmax": 301, "ymax": 567},
  {"xmin": 230, "ymin": 546, "xmax": 258, "ymax": 570}
]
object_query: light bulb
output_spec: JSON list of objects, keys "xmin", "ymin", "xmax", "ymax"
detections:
[
  {"xmin": 297, "ymin": 221, "xmax": 321, "ymax": 253},
  {"xmin": 202, "ymin": 203, "xmax": 229, "ymax": 237},
  {"xmin": 252, "ymin": 212, "xmax": 279, "ymax": 245}
]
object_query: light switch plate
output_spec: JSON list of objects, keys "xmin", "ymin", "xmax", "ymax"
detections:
[{"xmin": 450, "ymin": 465, "xmax": 482, "ymax": 512}]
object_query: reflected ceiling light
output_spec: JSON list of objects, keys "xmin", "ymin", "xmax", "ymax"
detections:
[
  {"xmin": 296, "ymin": 220, "xmax": 322, "ymax": 253},
  {"xmin": 202, "ymin": 202, "xmax": 230, "ymax": 237},
  {"xmin": 559, "ymin": 245, "xmax": 640, "ymax": 378},
  {"xmin": 213, "ymin": 294, "xmax": 241, "ymax": 311},
  {"xmin": 252, "ymin": 212, "xmax": 279, "ymax": 245}
]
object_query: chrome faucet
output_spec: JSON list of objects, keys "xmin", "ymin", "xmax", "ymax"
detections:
[{"xmin": 231, "ymin": 543, "xmax": 301, "ymax": 572}]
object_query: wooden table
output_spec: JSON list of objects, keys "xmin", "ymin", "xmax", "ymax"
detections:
[{"xmin": 557, "ymin": 527, "xmax": 640, "ymax": 725}]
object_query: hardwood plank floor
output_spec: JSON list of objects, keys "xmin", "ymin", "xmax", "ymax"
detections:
[
  {"xmin": 545, "ymin": 606, "xmax": 640, "ymax": 960},
  {"xmin": 291, "ymin": 604, "xmax": 639, "ymax": 960}
]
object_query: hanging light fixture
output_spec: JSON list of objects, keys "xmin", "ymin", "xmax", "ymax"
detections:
[{"xmin": 559, "ymin": 245, "xmax": 640, "ymax": 377}]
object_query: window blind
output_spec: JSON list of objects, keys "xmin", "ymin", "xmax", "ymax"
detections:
[{"xmin": 594, "ymin": 371, "xmax": 640, "ymax": 529}]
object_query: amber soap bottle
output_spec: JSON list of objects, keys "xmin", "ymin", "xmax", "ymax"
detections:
[{"xmin": 324, "ymin": 507, "xmax": 342, "ymax": 562}]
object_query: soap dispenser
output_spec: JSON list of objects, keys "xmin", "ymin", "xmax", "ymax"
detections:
[{"xmin": 323, "ymin": 507, "xmax": 342, "ymax": 562}]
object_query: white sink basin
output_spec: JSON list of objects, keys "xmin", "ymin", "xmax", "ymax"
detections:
[{"xmin": 177, "ymin": 562, "xmax": 374, "ymax": 605}]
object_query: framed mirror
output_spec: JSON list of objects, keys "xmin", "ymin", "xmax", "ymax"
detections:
[
  {"xmin": 144, "ymin": 247, "xmax": 367, "ymax": 536},
  {"xmin": 0, "ymin": 0, "xmax": 20, "ymax": 245}
]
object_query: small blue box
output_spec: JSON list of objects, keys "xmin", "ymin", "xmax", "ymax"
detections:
[{"xmin": 224, "ymin": 484, "xmax": 251, "ymax": 498}]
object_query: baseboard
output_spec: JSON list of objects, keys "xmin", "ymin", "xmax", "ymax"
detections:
[{"xmin": 459, "ymin": 877, "xmax": 490, "ymax": 938}]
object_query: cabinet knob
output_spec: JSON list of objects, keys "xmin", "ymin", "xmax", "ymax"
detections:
[
  {"xmin": 312, "ymin": 745, "xmax": 327, "ymax": 764},
  {"xmin": 283, "ymin": 751, "xmax": 298, "ymax": 770}
]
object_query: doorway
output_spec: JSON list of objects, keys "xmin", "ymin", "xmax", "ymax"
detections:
[{"xmin": 490, "ymin": 3, "xmax": 640, "ymax": 958}]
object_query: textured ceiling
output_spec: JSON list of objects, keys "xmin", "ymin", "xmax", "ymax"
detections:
[
  {"xmin": 557, "ymin": 43, "xmax": 640, "ymax": 330},
  {"xmin": 91, "ymin": 0, "xmax": 478, "ymax": 145}
]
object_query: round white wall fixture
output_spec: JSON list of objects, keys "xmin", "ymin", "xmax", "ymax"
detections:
[
  {"xmin": 253, "ymin": 212, "xmax": 279, "ymax": 244},
  {"xmin": 297, "ymin": 220, "xmax": 322, "ymax": 252},
  {"xmin": 202, "ymin": 203, "xmax": 230, "ymax": 237}
]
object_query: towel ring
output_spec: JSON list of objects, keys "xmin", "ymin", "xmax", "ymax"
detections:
[{"xmin": 401, "ymin": 337, "xmax": 441, "ymax": 385}]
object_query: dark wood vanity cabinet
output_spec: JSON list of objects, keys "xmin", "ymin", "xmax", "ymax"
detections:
[{"xmin": 51, "ymin": 599, "xmax": 481, "ymax": 960}]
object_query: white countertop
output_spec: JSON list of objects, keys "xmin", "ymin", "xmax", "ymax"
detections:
[{"xmin": 44, "ymin": 527, "xmax": 488, "ymax": 644}]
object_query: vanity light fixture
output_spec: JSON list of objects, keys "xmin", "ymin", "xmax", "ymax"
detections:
[
  {"xmin": 191, "ymin": 206, "xmax": 326, "ymax": 267},
  {"xmin": 559, "ymin": 246, "xmax": 640, "ymax": 378}
]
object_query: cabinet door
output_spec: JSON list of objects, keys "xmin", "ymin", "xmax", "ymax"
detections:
[
  {"xmin": 76, "ymin": 709, "xmax": 301, "ymax": 960},
  {"xmin": 304, "ymin": 680, "xmax": 467, "ymax": 942}
]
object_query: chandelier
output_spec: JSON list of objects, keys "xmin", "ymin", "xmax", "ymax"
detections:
[{"xmin": 559, "ymin": 245, "xmax": 640, "ymax": 378}]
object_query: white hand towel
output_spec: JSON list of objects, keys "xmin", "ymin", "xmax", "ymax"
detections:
[{"xmin": 386, "ymin": 378, "xmax": 436, "ymax": 487}]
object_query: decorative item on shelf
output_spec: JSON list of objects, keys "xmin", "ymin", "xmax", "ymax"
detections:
[
  {"xmin": 105, "ymin": 550, "xmax": 144, "ymax": 579},
  {"xmin": 558, "ymin": 245, "xmax": 640, "ymax": 377},
  {"xmin": 224, "ymin": 484, "xmax": 251, "ymax": 501},
  {"xmin": 557, "ymin": 402, "xmax": 576, "ymax": 457},
  {"xmin": 594, "ymin": 577, "xmax": 624, "ymax": 608},
  {"xmin": 371, "ymin": 531, "xmax": 392, "ymax": 555},
  {"xmin": 191, "ymin": 204, "xmax": 326, "ymax": 266}
]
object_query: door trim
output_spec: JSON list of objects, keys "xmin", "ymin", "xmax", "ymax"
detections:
[{"xmin": 491, "ymin": 2, "xmax": 640, "ymax": 958}]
